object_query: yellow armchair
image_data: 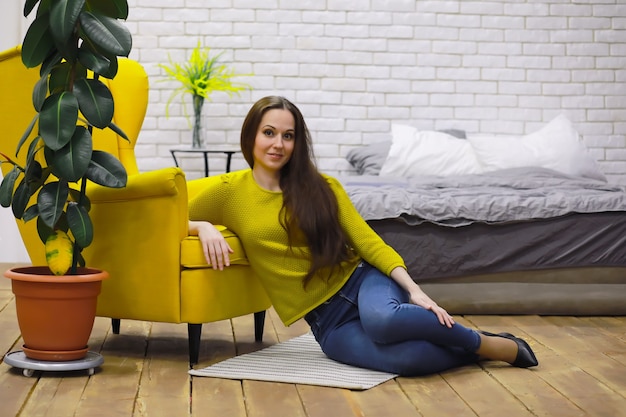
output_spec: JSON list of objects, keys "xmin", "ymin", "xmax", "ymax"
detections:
[{"xmin": 0, "ymin": 46, "xmax": 271, "ymax": 365}]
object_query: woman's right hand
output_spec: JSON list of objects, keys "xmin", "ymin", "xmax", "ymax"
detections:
[{"xmin": 189, "ymin": 221, "xmax": 234, "ymax": 270}]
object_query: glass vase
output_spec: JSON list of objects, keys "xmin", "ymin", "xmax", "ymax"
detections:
[{"xmin": 192, "ymin": 95, "xmax": 205, "ymax": 149}]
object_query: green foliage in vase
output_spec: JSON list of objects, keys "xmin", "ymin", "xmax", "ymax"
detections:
[{"xmin": 159, "ymin": 41, "xmax": 251, "ymax": 148}]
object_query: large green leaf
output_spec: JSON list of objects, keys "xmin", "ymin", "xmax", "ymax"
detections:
[
  {"xmin": 11, "ymin": 180, "xmax": 31, "ymax": 219},
  {"xmin": 45, "ymin": 126, "xmax": 92, "ymax": 182},
  {"xmin": 36, "ymin": 215, "xmax": 52, "ymax": 243},
  {"xmin": 49, "ymin": 61, "xmax": 87, "ymax": 94},
  {"xmin": 107, "ymin": 121, "xmax": 128, "ymax": 141},
  {"xmin": 79, "ymin": 11, "xmax": 132, "ymax": 57},
  {"xmin": 36, "ymin": 214, "xmax": 69, "ymax": 244},
  {"xmin": 39, "ymin": 92, "xmax": 79, "ymax": 151},
  {"xmin": 85, "ymin": 151, "xmax": 127, "ymax": 188},
  {"xmin": 51, "ymin": 33, "xmax": 79, "ymax": 64},
  {"xmin": 24, "ymin": 0, "xmax": 41, "ymax": 17},
  {"xmin": 24, "ymin": 159, "xmax": 43, "ymax": 189},
  {"xmin": 15, "ymin": 116, "xmax": 39, "ymax": 157},
  {"xmin": 67, "ymin": 202, "xmax": 93, "ymax": 248},
  {"xmin": 22, "ymin": 12, "xmax": 55, "ymax": 68},
  {"xmin": 37, "ymin": 181, "xmax": 69, "ymax": 228},
  {"xmin": 86, "ymin": 0, "xmax": 128, "ymax": 19},
  {"xmin": 101, "ymin": 53, "xmax": 118, "ymax": 79},
  {"xmin": 25, "ymin": 140, "xmax": 44, "ymax": 178},
  {"xmin": 50, "ymin": 0, "xmax": 86, "ymax": 44},
  {"xmin": 22, "ymin": 204, "xmax": 40, "ymax": 222},
  {"xmin": 35, "ymin": 0, "xmax": 53, "ymax": 17},
  {"xmin": 40, "ymin": 50, "xmax": 63, "ymax": 77},
  {"xmin": 77, "ymin": 27, "xmax": 119, "ymax": 78},
  {"xmin": 33, "ymin": 73, "xmax": 49, "ymax": 112},
  {"xmin": 0, "ymin": 167, "xmax": 20, "ymax": 208},
  {"xmin": 73, "ymin": 78, "xmax": 114, "ymax": 128},
  {"xmin": 77, "ymin": 45, "xmax": 115, "ymax": 76},
  {"xmin": 49, "ymin": 62, "xmax": 72, "ymax": 94}
]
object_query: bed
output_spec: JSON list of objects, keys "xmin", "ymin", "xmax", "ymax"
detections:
[{"xmin": 341, "ymin": 115, "xmax": 626, "ymax": 315}]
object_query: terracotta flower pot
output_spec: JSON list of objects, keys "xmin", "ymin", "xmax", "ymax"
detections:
[{"xmin": 4, "ymin": 266, "xmax": 108, "ymax": 362}]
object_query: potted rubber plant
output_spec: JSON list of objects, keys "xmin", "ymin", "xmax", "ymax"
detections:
[
  {"xmin": 0, "ymin": 0, "xmax": 132, "ymax": 362},
  {"xmin": 159, "ymin": 41, "xmax": 250, "ymax": 149}
]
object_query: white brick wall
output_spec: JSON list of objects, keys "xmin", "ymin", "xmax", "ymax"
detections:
[
  {"xmin": 1, "ymin": 1, "xmax": 625, "ymax": 261},
  {"xmin": 131, "ymin": 1, "xmax": 624, "ymax": 182}
]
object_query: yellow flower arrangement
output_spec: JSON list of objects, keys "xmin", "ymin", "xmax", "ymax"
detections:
[{"xmin": 160, "ymin": 41, "xmax": 250, "ymax": 148}]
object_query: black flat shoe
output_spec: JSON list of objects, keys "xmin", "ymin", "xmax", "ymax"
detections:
[
  {"xmin": 479, "ymin": 330, "xmax": 515, "ymax": 338},
  {"xmin": 509, "ymin": 336, "xmax": 539, "ymax": 368},
  {"xmin": 478, "ymin": 330, "xmax": 539, "ymax": 368}
]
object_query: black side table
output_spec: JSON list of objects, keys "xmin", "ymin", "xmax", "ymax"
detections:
[{"xmin": 169, "ymin": 147, "xmax": 239, "ymax": 176}]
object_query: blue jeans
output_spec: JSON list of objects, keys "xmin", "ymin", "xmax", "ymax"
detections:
[{"xmin": 304, "ymin": 262, "xmax": 481, "ymax": 376}]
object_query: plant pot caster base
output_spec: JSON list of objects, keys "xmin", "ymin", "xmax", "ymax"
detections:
[{"xmin": 3, "ymin": 350, "xmax": 104, "ymax": 377}]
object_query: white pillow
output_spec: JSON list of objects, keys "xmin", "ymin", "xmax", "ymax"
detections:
[
  {"xmin": 379, "ymin": 124, "xmax": 483, "ymax": 177},
  {"xmin": 468, "ymin": 115, "xmax": 606, "ymax": 181}
]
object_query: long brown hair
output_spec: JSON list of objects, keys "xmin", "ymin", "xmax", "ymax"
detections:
[{"xmin": 240, "ymin": 96, "xmax": 355, "ymax": 288}]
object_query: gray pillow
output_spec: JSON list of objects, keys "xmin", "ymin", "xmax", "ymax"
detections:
[
  {"xmin": 346, "ymin": 129, "xmax": 466, "ymax": 175},
  {"xmin": 346, "ymin": 141, "xmax": 391, "ymax": 175}
]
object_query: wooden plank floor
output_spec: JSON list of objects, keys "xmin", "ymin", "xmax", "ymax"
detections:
[{"xmin": 1, "ymin": 262, "xmax": 625, "ymax": 417}]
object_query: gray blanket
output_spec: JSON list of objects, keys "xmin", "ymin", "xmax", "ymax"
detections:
[{"xmin": 338, "ymin": 167, "xmax": 626, "ymax": 227}]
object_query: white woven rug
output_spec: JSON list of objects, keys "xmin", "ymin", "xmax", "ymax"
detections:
[{"xmin": 189, "ymin": 333, "xmax": 397, "ymax": 390}]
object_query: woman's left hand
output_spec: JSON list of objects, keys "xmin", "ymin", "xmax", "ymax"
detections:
[
  {"xmin": 409, "ymin": 289, "xmax": 455, "ymax": 328},
  {"xmin": 389, "ymin": 266, "xmax": 455, "ymax": 328}
]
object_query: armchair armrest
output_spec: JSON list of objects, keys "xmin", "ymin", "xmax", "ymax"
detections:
[
  {"xmin": 181, "ymin": 229, "xmax": 250, "ymax": 269},
  {"xmin": 87, "ymin": 167, "xmax": 186, "ymax": 201}
]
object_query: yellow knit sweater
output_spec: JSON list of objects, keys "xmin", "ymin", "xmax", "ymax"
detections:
[{"xmin": 188, "ymin": 169, "xmax": 406, "ymax": 326}]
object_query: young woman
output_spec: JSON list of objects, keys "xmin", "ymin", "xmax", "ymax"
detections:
[{"xmin": 188, "ymin": 96, "xmax": 538, "ymax": 376}]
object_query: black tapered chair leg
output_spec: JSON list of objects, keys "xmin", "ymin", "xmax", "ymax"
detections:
[
  {"xmin": 111, "ymin": 318, "xmax": 120, "ymax": 334},
  {"xmin": 188, "ymin": 323, "xmax": 202, "ymax": 366},
  {"xmin": 254, "ymin": 311, "xmax": 266, "ymax": 342}
]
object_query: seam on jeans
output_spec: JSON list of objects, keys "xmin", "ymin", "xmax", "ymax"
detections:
[{"xmin": 338, "ymin": 291, "xmax": 357, "ymax": 306}]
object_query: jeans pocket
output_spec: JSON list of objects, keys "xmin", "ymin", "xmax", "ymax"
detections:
[{"xmin": 304, "ymin": 312, "xmax": 323, "ymax": 343}]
